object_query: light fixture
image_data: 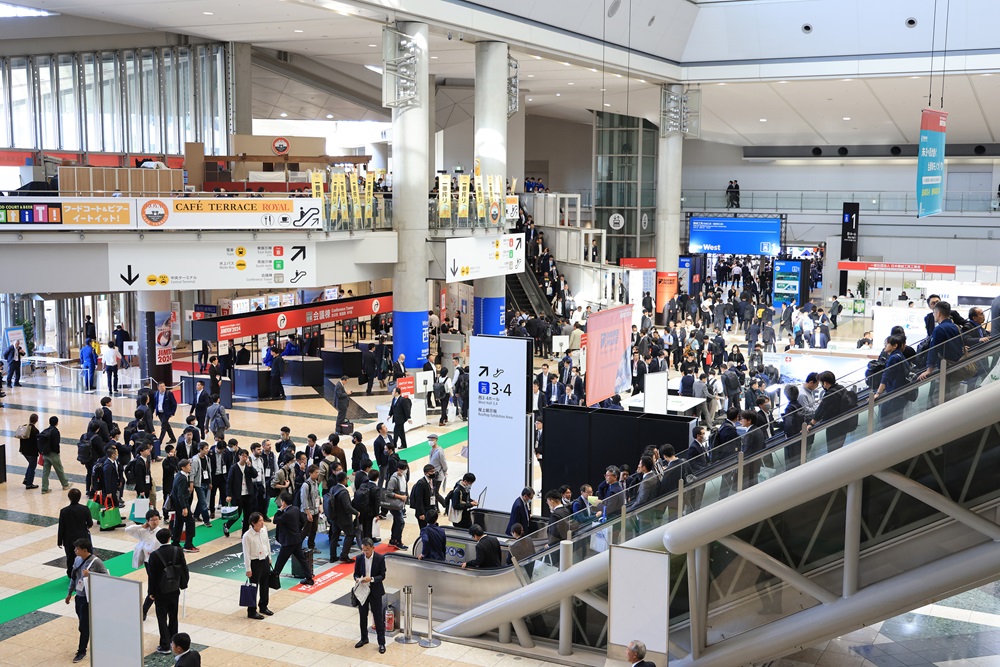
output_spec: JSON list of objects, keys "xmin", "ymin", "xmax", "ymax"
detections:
[
  {"xmin": 294, "ymin": 29, "xmax": 304, "ymax": 33},
  {"xmin": 638, "ymin": 79, "xmax": 647, "ymax": 83},
  {"xmin": 842, "ymin": 116, "xmax": 851, "ymax": 121},
  {"xmin": 365, "ymin": 64, "xmax": 384, "ymax": 75},
  {"xmin": 203, "ymin": 10, "xmax": 213, "ymax": 15},
  {"xmin": 604, "ymin": 103, "xmax": 611, "ymax": 107},
  {"xmin": 568, "ymin": 82, "xmax": 574, "ymax": 85},
  {"xmin": 982, "ymin": 73, "xmax": 993, "ymax": 77},
  {"xmin": 534, "ymin": 55, "xmax": 542, "ymax": 60},
  {"xmin": 280, "ymin": 112, "xmax": 288, "ymax": 117},
  {"xmin": 600, "ymin": 88, "xmax": 606, "ymax": 92},
  {"xmin": 616, "ymin": 74, "xmax": 623, "ymax": 78},
  {"xmin": 527, "ymin": 98, "xmax": 533, "ymax": 102},
  {"xmin": 368, "ymin": 43, "xmax": 377, "ymax": 47},
  {"xmin": 717, "ymin": 82, "xmax": 726, "ymax": 86},
  {"xmin": 590, "ymin": 68, "xmax": 598, "ymax": 72},
  {"xmin": 842, "ymin": 78, "xmax": 853, "ymax": 82},
  {"xmin": 431, "ymin": 55, "xmax": 439, "ymax": 59},
  {"xmin": 527, "ymin": 74, "xmax": 534, "ymax": 78},
  {"xmin": 326, "ymin": 114, "xmax": 334, "ymax": 119},
  {"xmin": 910, "ymin": 76, "xmax": 921, "ymax": 79},
  {"xmin": 759, "ymin": 118, "xmax": 767, "ymax": 122},
  {"xmin": 0, "ymin": 2, "xmax": 57, "ymax": 16},
  {"xmin": 556, "ymin": 93, "xmax": 561, "ymax": 97},
  {"xmin": 562, "ymin": 62, "xmax": 570, "ymax": 66}
]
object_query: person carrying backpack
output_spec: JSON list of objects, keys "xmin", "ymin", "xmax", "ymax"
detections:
[
  {"xmin": 145, "ymin": 528, "xmax": 190, "ymax": 655},
  {"xmin": 804, "ymin": 371, "xmax": 856, "ymax": 453},
  {"xmin": 206, "ymin": 395, "xmax": 229, "ymax": 441},
  {"xmin": 352, "ymin": 469, "xmax": 382, "ymax": 541}
]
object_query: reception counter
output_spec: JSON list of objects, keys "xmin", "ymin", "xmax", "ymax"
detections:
[
  {"xmin": 234, "ymin": 365, "xmax": 270, "ymax": 399},
  {"xmin": 283, "ymin": 355, "xmax": 324, "ymax": 386}
]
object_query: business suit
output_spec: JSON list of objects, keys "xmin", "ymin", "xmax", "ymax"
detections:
[
  {"xmin": 326, "ymin": 484, "xmax": 359, "ymax": 561},
  {"xmin": 225, "ymin": 463, "xmax": 258, "ymax": 535},
  {"xmin": 372, "ymin": 434, "xmax": 390, "ymax": 473},
  {"xmin": 333, "ymin": 381, "xmax": 350, "ymax": 425},
  {"xmin": 153, "ymin": 389, "xmax": 178, "ymax": 444},
  {"xmin": 272, "ymin": 504, "xmax": 312, "ymax": 582},
  {"xmin": 410, "ymin": 475, "xmax": 433, "ymax": 528},
  {"xmin": 146, "ymin": 544, "xmax": 189, "ymax": 650},
  {"xmin": 742, "ymin": 427, "xmax": 767, "ymax": 487},
  {"xmin": 57, "ymin": 502, "xmax": 93, "ymax": 577},
  {"xmin": 391, "ymin": 361, "xmax": 407, "ymax": 380},
  {"xmin": 189, "ymin": 388, "xmax": 211, "ymax": 435},
  {"xmin": 389, "ymin": 394, "xmax": 412, "ymax": 449},
  {"xmin": 468, "ymin": 535, "xmax": 503, "ymax": 568},
  {"xmin": 175, "ymin": 651, "xmax": 201, "ymax": 667},
  {"xmin": 505, "ymin": 496, "xmax": 531, "ymax": 536},
  {"xmin": 354, "ymin": 552, "xmax": 387, "ymax": 647},
  {"xmin": 361, "ymin": 349, "xmax": 378, "ymax": 395}
]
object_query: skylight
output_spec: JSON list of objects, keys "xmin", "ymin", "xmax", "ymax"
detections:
[{"xmin": 0, "ymin": 2, "xmax": 58, "ymax": 17}]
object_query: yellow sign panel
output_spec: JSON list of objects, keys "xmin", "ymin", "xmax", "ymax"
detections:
[
  {"xmin": 364, "ymin": 174, "xmax": 374, "ymax": 219},
  {"xmin": 438, "ymin": 175, "xmax": 452, "ymax": 219},
  {"xmin": 457, "ymin": 175, "xmax": 470, "ymax": 218},
  {"xmin": 236, "ymin": 260, "xmax": 247, "ymax": 271},
  {"xmin": 61, "ymin": 202, "xmax": 132, "ymax": 226},
  {"xmin": 310, "ymin": 172, "xmax": 325, "ymax": 199},
  {"xmin": 350, "ymin": 174, "xmax": 362, "ymax": 222},
  {"xmin": 474, "ymin": 174, "xmax": 485, "ymax": 219}
]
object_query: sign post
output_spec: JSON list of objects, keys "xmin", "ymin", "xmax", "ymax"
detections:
[{"xmin": 469, "ymin": 335, "xmax": 533, "ymax": 512}]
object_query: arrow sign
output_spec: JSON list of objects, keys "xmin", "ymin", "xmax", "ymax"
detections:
[
  {"xmin": 450, "ymin": 259, "xmax": 459, "ymax": 277},
  {"xmin": 515, "ymin": 237, "xmax": 522, "ymax": 250},
  {"xmin": 479, "ymin": 365, "xmax": 489, "ymax": 377},
  {"xmin": 291, "ymin": 246, "xmax": 306, "ymax": 261},
  {"xmin": 120, "ymin": 265, "xmax": 139, "ymax": 286}
]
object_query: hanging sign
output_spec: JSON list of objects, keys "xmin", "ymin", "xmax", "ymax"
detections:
[
  {"xmin": 438, "ymin": 175, "xmax": 452, "ymax": 219},
  {"xmin": 916, "ymin": 109, "xmax": 947, "ymax": 218},
  {"xmin": 458, "ymin": 175, "xmax": 471, "ymax": 218}
]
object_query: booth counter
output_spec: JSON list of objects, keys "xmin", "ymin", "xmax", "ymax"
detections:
[
  {"xmin": 181, "ymin": 375, "xmax": 232, "ymax": 409},
  {"xmin": 283, "ymin": 355, "xmax": 324, "ymax": 386},
  {"xmin": 377, "ymin": 397, "xmax": 428, "ymax": 432},
  {"xmin": 234, "ymin": 365, "xmax": 271, "ymax": 399}
]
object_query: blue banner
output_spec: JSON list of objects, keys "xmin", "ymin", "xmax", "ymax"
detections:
[
  {"xmin": 917, "ymin": 109, "xmax": 948, "ymax": 218},
  {"xmin": 772, "ymin": 260, "xmax": 803, "ymax": 309},
  {"xmin": 393, "ymin": 310, "xmax": 429, "ymax": 367},
  {"xmin": 678, "ymin": 256, "xmax": 692, "ymax": 294},
  {"xmin": 473, "ymin": 296, "xmax": 506, "ymax": 336},
  {"xmin": 688, "ymin": 217, "xmax": 781, "ymax": 256}
]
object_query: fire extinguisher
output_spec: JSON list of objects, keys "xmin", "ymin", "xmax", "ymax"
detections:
[{"xmin": 385, "ymin": 605, "xmax": 395, "ymax": 631}]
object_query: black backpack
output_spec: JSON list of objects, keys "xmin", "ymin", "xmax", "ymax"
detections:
[
  {"xmin": 433, "ymin": 380, "xmax": 446, "ymax": 402},
  {"xmin": 124, "ymin": 458, "xmax": 142, "ymax": 487},
  {"xmin": 155, "ymin": 549, "xmax": 182, "ymax": 594},
  {"xmin": 91, "ymin": 456, "xmax": 108, "ymax": 493},
  {"xmin": 352, "ymin": 481, "xmax": 379, "ymax": 515},
  {"xmin": 123, "ymin": 420, "xmax": 138, "ymax": 448},
  {"xmin": 36, "ymin": 429, "xmax": 53, "ymax": 456},
  {"xmin": 838, "ymin": 385, "xmax": 860, "ymax": 431},
  {"xmin": 76, "ymin": 433, "xmax": 95, "ymax": 465}
]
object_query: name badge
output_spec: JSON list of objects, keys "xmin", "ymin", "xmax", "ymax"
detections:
[
  {"xmin": 222, "ymin": 465, "xmax": 227, "ymax": 474},
  {"xmin": 264, "ymin": 469, "xmax": 271, "ymax": 478},
  {"xmin": 145, "ymin": 475, "xmax": 151, "ymax": 484},
  {"xmin": 202, "ymin": 470, "xmax": 209, "ymax": 481}
]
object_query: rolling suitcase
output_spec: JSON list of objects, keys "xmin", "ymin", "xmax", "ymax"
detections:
[{"xmin": 337, "ymin": 420, "xmax": 354, "ymax": 436}]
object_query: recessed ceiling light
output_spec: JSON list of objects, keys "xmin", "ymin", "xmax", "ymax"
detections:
[
  {"xmin": 638, "ymin": 79, "xmax": 647, "ymax": 83},
  {"xmin": 717, "ymin": 82, "xmax": 727, "ymax": 86},
  {"xmin": 604, "ymin": 103, "xmax": 611, "ymax": 107},
  {"xmin": 759, "ymin": 118, "xmax": 767, "ymax": 122},
  {"xmin": 842, "ymin": 116, "xmax": 851, "ymax": 121},
  {"xmin": 294, "ymin": 29, "xmax": 304, "ymax": 33},
  {"xmin": 368, "ymin": 44, "xmax": 377, "ymax": 47},
  {"xmin": 590, "ymin": 68, "xmax": 598, "ymax": 73},
  {"xmin": 431, "ymin": 55, "xmax": 439, "ymax": 59},
  {"xmin": 562, "ymin": 62, "xmax": 570, "ymax": 66},
  {"xmin": 842, "ymin": 78, "xmax": 853, "ymax": 82},
  {"xmin": 280, "ymin": 112, "xmax": 288, "ymax": 117},
  {"xmin": 910, "ymin": 76, "xmax": 921, "ymax": 79},
  {"xmin": 555, "ymin": 93, "xmax": 561, "ymax": 97},
  {"xmin": 534, "ymin": 55, "xmax": 542, "ymax": 60},
  {"xmin": 600, "ymin": 88, "xmax": 606, "ymax": 92},
  {"xmin": 203, "ymin": 11, "xmax": 213, "ymax": 15},
  {"xmin": 527, "ymin": 98, "xmax": 533, "ymax": 102},
  {"xmin": 616, "ymin": 74, "xmax": 623, "ymax": 78},
  {"xmin": 326, "ymin": 114, "xmax": 334, "ymax": 119},
  {"xmin": 982, "ymin": 73, "xmax": 993, "ymax": 77},
  {"xmin": 527, "ymin": 74, "xmax": 534, "ymax": 78},
  {"xmin": 568, "ymin": 82, "xmax": 574, "ymax": 85},
  {"xmin": 777, "ymin": 80, "xmax": 788, "ymax": 84}
]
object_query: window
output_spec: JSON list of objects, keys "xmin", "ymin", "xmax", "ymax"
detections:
[
  {"xmin": 9, "ymin": 57, "xmax": 34, "ymax": 148},
  {"xmin": 81, "ymin": 53, "xmax": 101, "ymax": 151},
  {"xmin": 58, "ymin": 54, "xmax": 80, "ymax": 150},
  {"xmin": 100, "ymin": 51, "xmax": 123, "ymax": 152}
]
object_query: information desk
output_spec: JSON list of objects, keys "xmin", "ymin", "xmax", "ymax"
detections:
[
  {"xmin": 181, "ymin": 374, "xmax": 232, "ymax": 409},
  {"xmin": 234, "ymin": 365, "xmax": 271, "ymax": 399},
  {"xmin": 283, "ymin": 355, "xmax": 324, "ymax": 386},
  {"xmin": 627, "ymin": 393, "xmax": 706, "ymax": 416},
  {"xmin": 320, "ymin": 347, "xmax": 362, "ymax": 378},
  {"xmin": 376, "ymin": 397, "xmax": 428, "ymax": 432}
]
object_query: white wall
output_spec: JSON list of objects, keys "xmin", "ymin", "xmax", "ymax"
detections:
[
  {"xmin": 525, "ymin": 115, "xmax": 593, "ymax": 192},
  {"xmin": 436, "ymin": 118, "xmax": 475, "ymax": 176}
]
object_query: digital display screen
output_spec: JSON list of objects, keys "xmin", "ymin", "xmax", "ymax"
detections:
[
  {"xmin": 773, "ymin": 260, "xmax": 802, "ymax": 308},
  {"xmin": 688, "ymin": 217, "xmax": 781, "ymax": 256}
]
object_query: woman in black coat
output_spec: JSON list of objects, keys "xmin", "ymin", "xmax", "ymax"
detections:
[{"xmin": 18, "ymin": 413, "xmax": 40, "ymax": 489}]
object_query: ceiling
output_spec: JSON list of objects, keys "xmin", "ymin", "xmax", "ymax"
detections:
[{"xmin": 5, "ymin": 0, "xmax": 1000, "ymax": 146}]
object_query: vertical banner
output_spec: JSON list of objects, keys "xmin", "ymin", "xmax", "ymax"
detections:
[
  {"xmin": 474, "ymin": 174, "xmax": 485, "ymax": 219},
  {"xmin": 364, "ymin": 174, "xmax": 374, "ymax": 220},
  {"xmin": 458, "ymin": 174, "xmax": 471, "ymax": 218},
  {"xmin": 332, "ymin": 173, "xmax": 348, "ymax": 217},
  {"xmin": 393, "ymin": 311, "xmax": 429, "ymax": 368},
  {"xmin": 169, "ymin": 300, "xmax": 181, "ymax": 339},
  {"xmin": 154, "ymin": 310, "xmax": 173, "ymax": 366},
  {"xmin": 349, "ymin": 174, "xmax": 362, "ymax": 223},
  {"xmin": 584, "ymin": 305, "xmax": 634, "ymax": 405},
  {"xmin": 841, "ymin": 202, "xmax": 859, "ymax": 260},
  {"xmin": 438, "ymin": 174, "xmax": 452, "ymax": 219},
  {"xmin": 655, "ymin": 272, "xmax": 678, "ymax": 325},
  {"xmin": 310, "ymin": 171, "xmax": 324, "ymax": 199},
  {"xmin": 469, "ymin": 335, "xmax": 533, "ymax": 512},
  {"xmin": 917, "ymin": 108, "xmax": 948, "ymax": 218}
]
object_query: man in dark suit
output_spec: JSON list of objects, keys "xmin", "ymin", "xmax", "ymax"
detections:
[
  {"xmin": 362, "ymin": 343, "xmax": 378, "ymax": 396},
  {"xmin": 545, "ymin": 373, "xmax": 564, "ymax": 406},
  {"xmin": 170, "ymin": 633, "xmax": 201, "ymax": 666},
  {"xmin": 153, "ymin": 382, "xmax": 177, "ymax": 445},
  {"xmin": 353, "ymin": 538, "xmax": 387, "ymax": 653},
  {"xmin": 224, "ymin": 449, "xmax": 258, "ymax": 537},
  {"xmin": 326, "ymin": 471, "xmax": 358, "ymax": 563},
  {"xmin": 146, "ymin": 528, "xmax": 190, "ymax": 654},
  {"xmin": 625, "ymin": 639, "xmax": 657, "ymax": 667},
  {"xmin": 333, "ymin": 376, "xmax": 351, "ymax": 426},
  {"xmin": 409, "ymin": 464, "xmax": 435, "ymax": 529},
  {"xmin": 462, "ymin": 524, "xmax": 502, "ymax": 569},
  {"xmin": 535, "ymin": 364, "xmax": 551, "ymax": 393},
  {"xmin": 716, "ymin": 407, "xmax": 743, "ymax": 498},
  {"xmin": 391, "ymin": 354, "xmax": 407, "ymax": 380},
  {"xmin": 372, "ymin": 423, "xmax": 391, "ymax": 479},
  {"xmin": 57, "ymin": 488, "xmax": 93, "ymax": 577},
  {"xmin": 188, "ymin": 381, "xmax": 211, "ymax": 435},
  {"xmin": 505, "ymin": 487, "xmax": 534, "ymax": 535},
  {"xmin": 272, "ymin": 492, "xmax": 314, "ymax": 585},
  {"xmin": 388, "ymin": 387, "xmax": 412, "ymax": 449}
]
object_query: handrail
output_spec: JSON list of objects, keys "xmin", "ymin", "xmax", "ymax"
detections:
[{"xmin": 681, "ymin": 188, "xmax": 1000, "ymax": 214}]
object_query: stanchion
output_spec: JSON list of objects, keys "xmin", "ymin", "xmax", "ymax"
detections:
[
  {"xmin": 418, "ymin": 585, "xmax": 441, "ymax": 648},
  {"xmin": 395, "ymin": 585, "xmax": 420, "ymax": 645}
]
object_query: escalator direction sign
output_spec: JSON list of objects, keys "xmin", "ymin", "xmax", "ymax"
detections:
[{"xmin": 444, "ymin": 233, "xmax": 525, "ymax": 284}]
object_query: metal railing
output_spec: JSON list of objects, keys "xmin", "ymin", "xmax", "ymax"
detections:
[{"xmin": 681, "ymin": 189, "xmax": 1000, "ymax": 214}]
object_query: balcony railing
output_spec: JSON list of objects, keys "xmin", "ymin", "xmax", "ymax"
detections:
[{"xmin": 681, "ymin": 189, "xmax": 999, "ymax": 214}]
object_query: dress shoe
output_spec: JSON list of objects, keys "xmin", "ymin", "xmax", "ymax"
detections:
[
  {"xmin": 25, "ymin": 484, "xmax": 38, "ymax": 490},
  {"xmin": 73, "ymin": 652, "xmax": 87, "ymax": 663},
  {"xmin": 223, "ymin": 526, "xmax": 230, "ymax": 537},
  {"xmin": 301, "ymin": 579, "xmax": 315, "ymax": 586},
  {"xmin": 155, "ymin": 646, "xmax": 172, "ymax": 654},
  {"xmin": 259, "ymin": 608, "xmax": 274, "ymax": 616},
  {"xmin": 248, "ymin": 611, "xmax": 265, "ymax": 620},
  {"xmin": 379, "ymin": 645, "xmax": 386, "ymax": 654},
  {"xmin": 354, "ymin": 640, "xmax": 369, "ymax": 649},
  {"xmin": 339, "ymin": 557, "xmax": 354, "ymax": 564},
  {"xmin": 183, "ymin": 546, "xmax": 200, "ymax": 553}
]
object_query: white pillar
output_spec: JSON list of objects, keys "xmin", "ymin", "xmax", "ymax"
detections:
[
  {"xmin": 507, "ymin": 93, "xmax": 526, "ymax": 192},
  {"xmin": 392, "ymin": 22, "xmax": 431, "ymax": 370},
  {"xmin": 473, "ymin": 41, "xmax": 509, "ymax": 335},
  {"xmin": 655, "ymin": 84, "xmax": 684, "ymax": 322},
  {"xmin": 136, "ymin": 290, "xmax": 172, "ymax": 384}
]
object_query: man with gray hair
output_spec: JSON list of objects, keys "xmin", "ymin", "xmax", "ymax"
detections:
[{"xmin": 626, "ymin": 639, "xmax": 657, "ymax": 666}]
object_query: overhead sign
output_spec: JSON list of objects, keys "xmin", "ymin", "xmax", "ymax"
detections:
[
  {"xmin": 192, "ymin": 294, "xmax": 392, "ymax": 341},
  {"xmin": 108, "ymin": 241, "xmax": 317, "ymax": 291},
  {"xmin": 687, "ymin": 216, "xmax": 781, "ymax": 256},
  {"xmin": 609, "ymin": 212, "xmax": 626, "ymax": 231},
  {"xmin": 841, "ymin": 202, "xmax": 859, "ymax": 261},
  {"xmin": 917, "ymin": 108, "xmax": 947, "ymax": 218},
  {"xmin": 0, "ymin": 198, "xmax": 132, "ymax": 230},
  {"xmin": 505, "ymin": 195, "xmax": 519, "ymax": 221},
  {"xmin": 138, "ymin": 197, "xmax": 323, "ymax": 230},
  {"xmin": 272, "ymin": 136, "xmax": 290, "ymax": 155},
  {"xmin": 619, "ymin": 257, "xmax": 656, "ymax": 269},
  {"xmin": 469, "ymin": 335, "xmax": 533, "ymax": 512},
  {"xmin": 445, "ymin": 232, "xmax": 525, "ymax": 284},
  {"xmin": 837, "ymin": 261, "xmax": 956, "ymax": 274}
]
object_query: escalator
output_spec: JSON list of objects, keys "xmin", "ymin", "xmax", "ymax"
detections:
[
  {"xmin": 433, "ymin": 338, "xmax": 1000, "ymax": 665},
  {"xmin": 505, "ymin": 269, "xmax": 557, "ymax": 320}
]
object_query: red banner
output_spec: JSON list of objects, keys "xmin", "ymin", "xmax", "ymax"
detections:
[
  {"xmin": 396, "ymin": 376, "xmax": 415, "ymax": 398},
  {"xmin": 584, "ymin": 305, "xmax": 634, "ymax": 406},
  {"xmin": 214, "ymin": 295, "xmax": 392, "ymax": 340},
  {"xmin": 837, "ymin": 261, "xmax": 955, "ymax": 274},
  {"xmin": 619, "ymin": 257, "xmax": 656, "ymax": 269}
]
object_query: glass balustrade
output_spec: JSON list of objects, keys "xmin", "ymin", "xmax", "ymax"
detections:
[{"xmin": 681, "ymin": 189, "xmax": 1000, "ymax": 214}]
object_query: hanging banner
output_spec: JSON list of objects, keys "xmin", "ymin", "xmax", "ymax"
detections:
[
  {"xmin": 458, "ymin": 175, "xmax": 471, "ymax": 218},
  {"xmin": 331, "ymin": 173, "xmax": 348, "ymax": 217},
  {"xmin": 310, "ymin": 171, "xmax": 324, "ymax": 199},
  {"xmin": 655, "ymin": 271, "xmax": 678, "ymax": 325},
  {"xmin": 364, "ymin": 174, "xmax": 374, "ymax": 219},
  {"xmin": 154, "ymin": 310, "xmax": 173, "ymax": 365},
  {"xmin": 917, "ymin": 108, "xmax": 948, "ymax": 218},
  {"xmin": 438, "ymin": 175, "xmax": 452, "ymax": 219},
  {"xmin": 349, "ymin": 174, "xmax": 362, "ymax": 222},
  {"xmin": 584, "ymin": 305, "xmax": 634, "ymax": 405},
  {"xmin": 474, "ymin": 174, "xmax": 485, "ymax": 219}
]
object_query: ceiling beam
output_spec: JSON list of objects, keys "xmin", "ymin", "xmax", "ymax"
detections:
[{"xmin": 251, "ymin": 48, "xmax": 388, "ymax": 119}]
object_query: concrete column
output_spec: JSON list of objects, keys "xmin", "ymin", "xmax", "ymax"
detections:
[
  {"xmin": 368, "ymin": 142, "xmax": 389, "ymax": 171},
  {"xmin": 392, "ymin": 22, "xmax": 431, "ymax": 370},
  {"xmin": 229, "ymin": 42, "xmax": 253, "ymax": 137},
  {"xmin": 137, "ymin": 291, "xmax": 173, "ymax": 385},
  {"xmin": 429, "ymin": 74, "xmax": 437, "ymax": 187},
  {"xmin": 654, "ymin": 84, "xmax": 684, "ymax": 324},
  {"xmin": 507, "ymin": 93, "xmax": 526, "ymax": 191},
  {"xmin": 473, "ymin": 41, "xmax": 509, "ymax": 336}
]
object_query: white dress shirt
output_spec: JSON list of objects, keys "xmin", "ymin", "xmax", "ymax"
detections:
[{"xmin": 242, "ymin": 526, "xmax": 270, "ymax": 570}]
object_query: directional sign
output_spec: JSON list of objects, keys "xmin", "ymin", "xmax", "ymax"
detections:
[
  {"xmin": 445, "ymin": 232, "xmax": 525, "ymax": 284},
  {"xmin": 109, "ymin": 241, "xmax": 317, "ymax": 291}
]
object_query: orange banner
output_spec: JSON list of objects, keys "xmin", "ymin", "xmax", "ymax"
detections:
[
  {"xmin": 584, "ymin": 305, "xmax": 634, "ymax": 405},
  {"xmin": 655, "ymin": 272, "xmax": 678, "ymax": 325}
]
